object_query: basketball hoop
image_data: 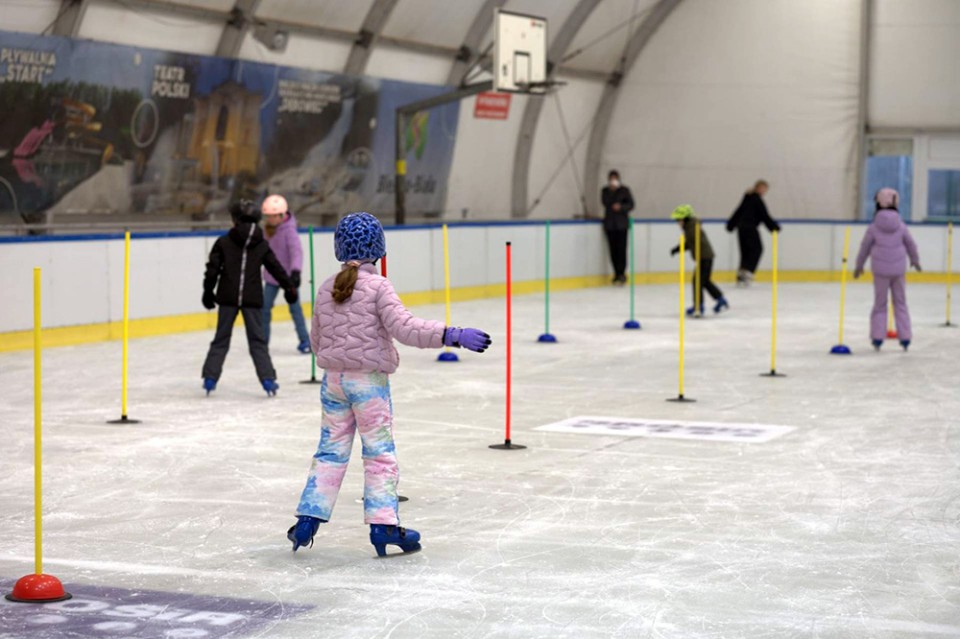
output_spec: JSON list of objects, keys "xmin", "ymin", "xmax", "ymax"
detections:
[
  {"xmin": 514, "ymin": 80, "xmax": 567, "ymax": 94},
  {"xmin": 494, "ymin": 9, "xmax": 548, "ymax": 93}
]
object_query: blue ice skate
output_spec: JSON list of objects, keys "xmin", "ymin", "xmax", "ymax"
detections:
[
  {"xmin": 900, "ymin": 339, "xmax": 910, "ymax": 351},
  {"xmin": 287, "ymin": 515, "xmax": 323, "ymax": 552},
  {"xmin": 369, "ymin": 524, "xmax": 421, "ymax": 558},
  {"xmin": 261, "ymin": 378, "xmax": 279, "ymax": 396},
  {"xmin": 203, "ymin": 378, "xmax": 217, "ymax": 395},
  {"xmin": 713, "ymin": 298, "xmax": 730, "ymax": 314},
  {"xmin": 686, "ymin": 305, "xmax": 704, "ymax": 317},
  {"xmin": 872, "ymin": 339, "xmax": 883, "ymax": 351}
]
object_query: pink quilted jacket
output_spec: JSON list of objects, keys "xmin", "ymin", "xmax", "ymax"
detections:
[{"xmin": 310, "ymin": 264, "xmax": 445, "ymax": 373}]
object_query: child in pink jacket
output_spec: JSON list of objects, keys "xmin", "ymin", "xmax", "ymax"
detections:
[
  {"xmin": 288, "ymin": 212, "xmax": 491, "ymax": 557},
  {"xmin": 854, "ymin": 188, "xmax": 922, "ymax": 351}
]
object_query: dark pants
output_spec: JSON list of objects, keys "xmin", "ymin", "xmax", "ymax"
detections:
[
  {"xmin": 605, "ymin": 228, "xmax": 628, "ymax": 279},
  {"xmin": 202, "ymin": 305, "xmax": 276, "ymax": 382},
  {"xmin": 738, "ymin": 227, "xmax": 763, "ymax": 273},
  {"xmin": 692, "ymin": 258, "xmax": 724, "ymax": 306}
]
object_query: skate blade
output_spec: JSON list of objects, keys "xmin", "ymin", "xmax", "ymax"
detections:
[{"xmin": 373, "ymin": 543, "xmax": 422, "ymax": 559}]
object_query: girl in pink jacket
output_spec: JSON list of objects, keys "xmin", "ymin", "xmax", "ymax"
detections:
[
  {"xmin": 288, "ymin": 212, "xmax": 491, "ymax": 557},
  {"xmin": 854, "ymin": 188, "xmax": 922, "ymax": 351}
]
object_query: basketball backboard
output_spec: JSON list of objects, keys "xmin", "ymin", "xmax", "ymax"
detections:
[{"xmin": 494, "ymin": 9, "xmax": 547, "ymax": 93}]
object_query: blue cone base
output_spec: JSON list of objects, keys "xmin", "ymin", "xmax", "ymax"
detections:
[
  {"xmin": 830, "ymin": 344, "xmax": 852, "ymax": 355},
  {"xmin": 537, "ymin": 333, "xmax": 558, "ymax": 343},
  {"xmin": 623, "ymin": 320, "xmax": 642, "ymax": 330},
  {"xmin": 437, "ymin": 351, "xmax": 460, "ymax": 362}
]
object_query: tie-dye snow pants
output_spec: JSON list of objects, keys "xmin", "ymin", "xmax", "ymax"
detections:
[{"xmin": 296, "ymin": 372, "xmax": 400, "ymax": 525}]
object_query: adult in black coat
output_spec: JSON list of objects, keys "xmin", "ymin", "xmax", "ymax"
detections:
[
  {"xmin": 726, "ymin": 180, "xmax": 780, "ymax": 286},
  {"xmin": 600, "ymin": 169, "xmax": 635, "ymax": 284},
  {"xmin": 201, "ymin": 200, "xmax": 299, "ymax": 395}
]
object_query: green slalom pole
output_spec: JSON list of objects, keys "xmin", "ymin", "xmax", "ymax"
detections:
[
  {"xmin": 300, "ymin": 225, "xmax": 320, "ymax": 384},
  {"xmin": 538, "ymin": 220, "xmax": 556, "ymax": 342},
  {"xmin": 624, "ymin": 217, "xmax": 641, "ymax": 329}
]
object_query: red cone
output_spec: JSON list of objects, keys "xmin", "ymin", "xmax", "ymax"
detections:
[{"xmin": 5, "ymin": 573, "xmax": 71, "ymax": 603}]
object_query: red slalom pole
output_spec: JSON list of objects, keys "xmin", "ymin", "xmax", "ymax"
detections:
[
  {"xmin": 372, "ymin": 252, "xmax": 411, "ymax": 502},
  {"xmin": 491, "ymin": 242, "xmax": 525, "ymax": 450}
]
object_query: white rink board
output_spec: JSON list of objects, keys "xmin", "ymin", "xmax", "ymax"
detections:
[{"xmin": 536, "ymin": 416, "xmax": 796, "ymax": 444}]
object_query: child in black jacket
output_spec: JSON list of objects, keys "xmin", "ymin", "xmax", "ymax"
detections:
[{"xmin": 201, "ymin": 200, "xmax": 298, "ymax": 396}]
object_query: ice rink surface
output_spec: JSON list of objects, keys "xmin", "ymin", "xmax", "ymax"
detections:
[{"xmin": 1, "ymin": 281, "xmax": 959, "ymax": 638}]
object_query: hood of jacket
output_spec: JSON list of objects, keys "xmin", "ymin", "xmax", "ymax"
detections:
[
  {"xmin": 873, "ymin": 209, "xmax": 902, "ymax": 234},
  {"xmin": 228, "ymin": 222, "xmax": 264, "ymax": 248}
]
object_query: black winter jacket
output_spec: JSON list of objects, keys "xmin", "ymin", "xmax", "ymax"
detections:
[
  {"xmin": 727, "ymin": 193, "xmax": 780, "ymax": 233},
  {"xmin": 601, "ymin": 186, "xmax": 635, "ymax": 231},
  {"xmin": 203, "ymin": 223, "xmax": 294, "ymax": 308}
]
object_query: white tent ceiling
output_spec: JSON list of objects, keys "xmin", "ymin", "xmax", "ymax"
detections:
[{"xmin": 2, "ymin": 0, "xmax": 958, "ymax": 221}]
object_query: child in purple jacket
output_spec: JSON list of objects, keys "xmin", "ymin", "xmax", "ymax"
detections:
[
  {"xmin": 261, "ymin": 195, "xmax": 311, "ymax": 353},
  {"xmin": 287, "ymin": 212, "xmax": 491, "ymax": 557},
  {"xmin": 854, "ymin": 188, "xmax": 922, "ymax": 351}
]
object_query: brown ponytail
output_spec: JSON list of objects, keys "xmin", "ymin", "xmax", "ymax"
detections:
[{"xmin": 332, "ymin": 263, "xmax": 359, "ymax": 303}]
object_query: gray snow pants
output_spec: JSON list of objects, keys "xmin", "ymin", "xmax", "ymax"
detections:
[{"xmin": 202, "ymin": 305, "xmax": 276, "ymax": 382}]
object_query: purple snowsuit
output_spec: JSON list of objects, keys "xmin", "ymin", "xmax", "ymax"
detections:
[
  {"xmin": 263, "ymin": 212, "xmax": 302, "ymax": 285},
  {"xmin": 854, "ymin": 209, "xmax": 920, "ymax": 342}
]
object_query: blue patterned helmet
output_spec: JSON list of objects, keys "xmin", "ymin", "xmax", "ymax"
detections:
[{"xmin": 334, "ymin": 212, "xmax": 386, "ymax": 262}]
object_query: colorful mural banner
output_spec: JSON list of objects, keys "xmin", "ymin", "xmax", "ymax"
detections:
[{"xmin": 0, "ymin": 30, "xmax": 460, "ymax": 224}]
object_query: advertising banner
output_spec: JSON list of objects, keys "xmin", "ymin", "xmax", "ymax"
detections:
[{"xmin": 0, "ymin": 30, "xmax": 459, "ymax": 224}]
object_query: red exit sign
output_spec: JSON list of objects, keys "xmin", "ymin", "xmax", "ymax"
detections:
[{"xmin": 474, "ymin": 91, "xmax": 511, "ymax": 120}]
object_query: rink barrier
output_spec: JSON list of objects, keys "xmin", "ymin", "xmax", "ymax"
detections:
[
  {"xmin": 1, "ymin": 217, "xmax": 958, "ymax": 352},
  {"xmin": 0, "ymin": 269, "xmax": 955, "ymax": 353}
]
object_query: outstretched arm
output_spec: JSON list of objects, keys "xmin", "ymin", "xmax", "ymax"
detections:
[
  {"xmin": 758, "ymin": 198, "xmax": 780, "ymax": 232},
  {"xmin": 376, "ymin": 279, "xmax": 445, "ymax": 348},
  {"xmin": 263, "ymin": 247, "xmax": 293, "ymax": 290}
]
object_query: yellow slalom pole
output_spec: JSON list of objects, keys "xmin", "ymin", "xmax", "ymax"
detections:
[
  {"xmin": 443, "ymin": 224, "xmax": 452, "ymax": 328},
  {"xmin": 109, "ymin": 232, "xmax": 139, "ymax": 424},
  {"xmin": 694, "ymin": 221, "xmax": 702, "ymax": 317},
  {"xmin": 831, "ymin": 226, "xmax": 852, "ymax": 354},
  {"xmin": 762, "ymin": 231, "xmax": 784, "ymax": 376},
  {"xmin": 438, "ymin": 224, "xmax": 459, "ymax": 362},
  {"xmin": 887, "ymin": 300, "xmax": 896, "ymax": 337},
  {"xmin": 33, "ymin": 267, "xmax": 43, "ymax": 575},
  {"xmin": 8, "ymin": 268, "xmax": 70, "ymax": 602},
  {"xmin": 668, "ymin": 233, "xmax": 694, "ymax": 402},
  {"xmin": 946, "ymin": 222, "xmax": 954, "ymax": 327}
]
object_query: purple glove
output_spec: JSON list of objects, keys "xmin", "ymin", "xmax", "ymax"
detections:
[{"xmin": 443, "ymin": 327, "xmax": 492, "ymax": 353}]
